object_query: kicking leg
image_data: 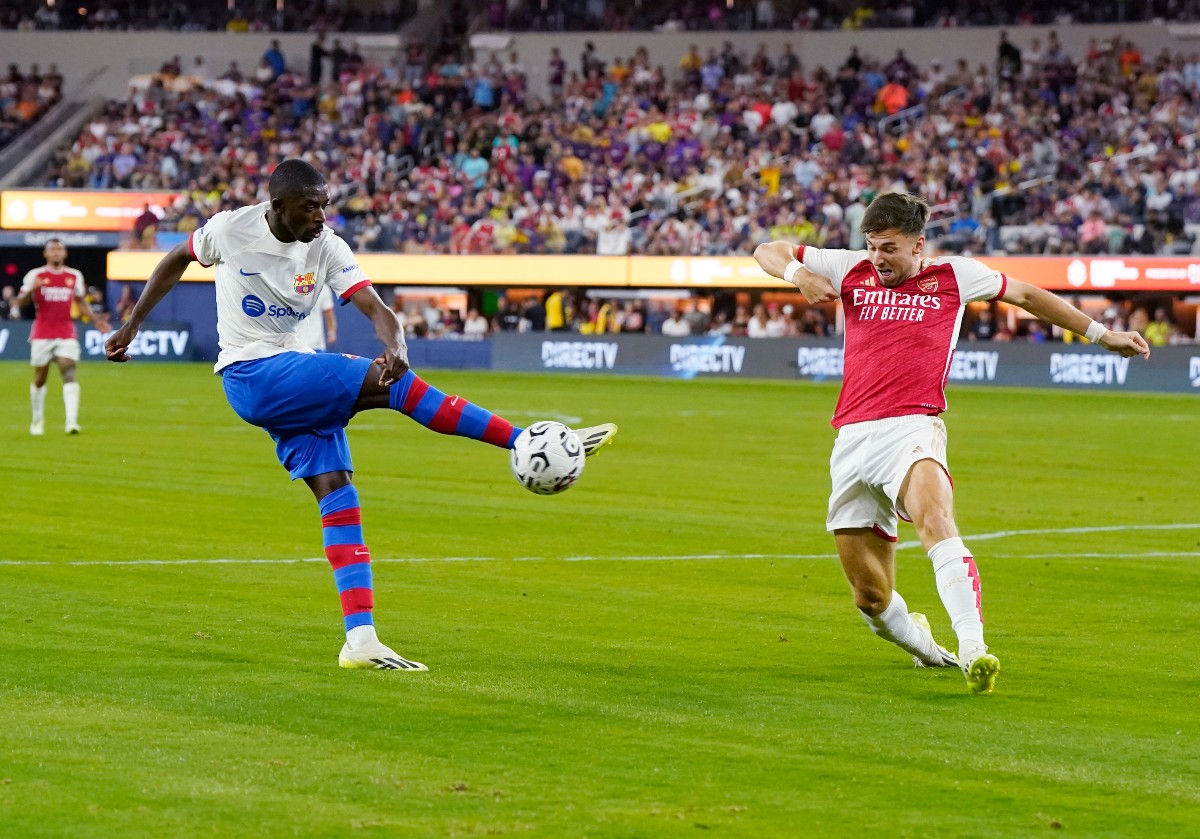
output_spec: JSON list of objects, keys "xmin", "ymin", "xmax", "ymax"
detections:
[
  {"xmin": 354, "ymin": 363, "xmax": 617, "ymax": 455},
  {"xmin": 305, "ymin": 470, "xmax": 427, "ymax": 672},
  {"xmin": 836, "ymin": 527, "xmax": 957, "ymax": 668},
  {"xmin": 902, "ymin": 459, "xmax": 998, "ymax": 693}
]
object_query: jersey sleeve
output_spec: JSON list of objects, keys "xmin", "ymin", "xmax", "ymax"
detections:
[
  {"xmin": 944, "ymin": 256, "xmax": 1006, "ymax": 302},
  {"xmin": 71, "ymin": 269, "xmax": 86, "ymax": 297},
  {"xmin": 320, "ymin": 284, "xmax": 336, "ymax": 312},
  {"xmin": 189, "ymin": 211, "xmax": 228, "ymax": 267},
  {"xmin": 798, "ymin": 246, "xmax": 868, "ymax": 291},
  {"xmin": 323, "ymin": 233, "xmax": 371, "ymax": 304},
  {"xmin": 19, "ymin": 269, "xmax": 38, "ymax": 294}
]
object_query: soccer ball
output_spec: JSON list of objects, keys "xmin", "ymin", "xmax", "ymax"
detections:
[{"xmin": 510, "ymin": 421, "xmax": 585, "ymax": 495}]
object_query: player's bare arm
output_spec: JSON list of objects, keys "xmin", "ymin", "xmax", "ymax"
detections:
[
  {"xmin": 350, "ymin": 286, "xmax": 410, "ymax": 386},
  {"xmin": 14, "ymin": 275, "xmax": 45, "ymax": 308},
  {"xmin": 1001, "ymin": 278, "xmax": 1150, "ymax": 359},
  {"xmin": 105, "ymin": 241, "xmax": 193, "ymax": 362},
  {"xmin": 753, "ymin": 241, "xmax": 838, "ymax": 303}
]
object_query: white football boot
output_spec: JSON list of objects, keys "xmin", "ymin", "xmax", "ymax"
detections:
[
  {"xmin": 909, "ymin": 613, "xmax": 960, "ymax": 668},
  {"xmin": 339, "ymin": 641, "xmax": 428, "ymax": 671},
  {"xmin": 574, "ymin": 423, "xmax": 618, "ymax": 457}
]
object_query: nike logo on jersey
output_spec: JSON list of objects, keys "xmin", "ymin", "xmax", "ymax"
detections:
[{"xmin": 239, "ymin": 268, "xmax": 262, "ymax": 276}]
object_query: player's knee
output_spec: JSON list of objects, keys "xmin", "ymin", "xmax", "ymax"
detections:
[{"xmin": 853, "ymin": 585, "xmax": 890, "ymax": 617}]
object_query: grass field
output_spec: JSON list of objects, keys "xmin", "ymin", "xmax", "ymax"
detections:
[{"xmin": 1, "ymin": 359, "xmax": 1197, "ymax": 838}]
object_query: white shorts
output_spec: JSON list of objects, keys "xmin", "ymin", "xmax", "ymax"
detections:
[
  {"xmin": 30, "ymin": 338, "xmax": 81, "ymax": 367},
  {"xmin": 826, "ymin": 415, "xmax": 951, "ymax": 541}
]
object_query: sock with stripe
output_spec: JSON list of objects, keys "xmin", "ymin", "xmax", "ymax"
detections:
[
  {"xmin": 928, "ymin": 537, "xmax": 986, "ymax": 651},
  {"xmin": 860, "ymin": 589, "xmax": 940, "ymax": 662},
  {"xmin": 319, "ymin": 484, "xmax": 376, "ymax": 647},
  {"xmin": 388, "ymin": 370, "xmax": 522, "ymax": 448}
]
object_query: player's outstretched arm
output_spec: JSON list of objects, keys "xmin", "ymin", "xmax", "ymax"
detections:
[
  {"xmin": 349, "ymin": 285, "xmax": 410, "ymax": 386},
  {"xmin": 753, "ymin": 241, "xmax": 838, "ymax": 304},
  {"xmin": 1001, "ymin": 278, "xmax": 1150, "ymax": 359},
  {"xmin": 105, "ymin": 241, "xmax": 193, "ymax": 362}
]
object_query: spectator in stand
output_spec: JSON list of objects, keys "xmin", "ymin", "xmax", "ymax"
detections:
[{"xmin": 1144, "ymin": 307, "xmax": 1175, "ymax": 346}]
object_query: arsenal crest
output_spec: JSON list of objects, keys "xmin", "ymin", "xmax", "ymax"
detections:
[{"xmin": 918, "ymin": 278, "xmax": 938, "ymax": 293}]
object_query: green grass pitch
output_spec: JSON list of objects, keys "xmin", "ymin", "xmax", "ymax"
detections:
[{"xmin": 1, "ymin": 360, "xmax": 1197, "ymax": 837}]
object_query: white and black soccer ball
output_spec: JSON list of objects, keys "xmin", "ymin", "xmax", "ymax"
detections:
[{"xmin": 510, "ymin": 421, "xmax": 585, "ymax": 495}]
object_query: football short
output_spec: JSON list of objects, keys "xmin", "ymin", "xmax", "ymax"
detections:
[
  {"xmin": 30, "ymin": 338, "xmax": 81, "ymax": 366},
  {"xmin": 825, "ymin": 415, "xmax": 951, "ymax": 541},
  {"xmin": 220, "ymin": 351, "xmax": 374, "ymax": 480}
]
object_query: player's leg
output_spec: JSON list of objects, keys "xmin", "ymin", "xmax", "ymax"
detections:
[
  {"xmin": 57, "ymin": 355, "xmax": 82, "ymax": 434},
  {"xmin": 900, "ymin": 459, "xmax": 998, "ymax": 693},
  {"xmin": 354, "ymin": 363, "xmax": 617, "ymax": 455},
  {"xmin": 303, "ymin": 469, "xmax": 427, "ymax": 672},
  {"xmin": 29, "ymin": 362, "xmax": 49, "ymax": 436},
  {"xmin": 835, "ymin": 528, "xmax": 957, "ymax": 667}
]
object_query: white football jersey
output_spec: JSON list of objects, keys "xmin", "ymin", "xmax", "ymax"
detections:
[{"xmin": 189, "ymin": 202, "xmax": 370, "ymax": 371}]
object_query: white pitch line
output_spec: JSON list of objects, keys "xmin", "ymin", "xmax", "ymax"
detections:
[
  {"xmin": 895, "ymin": 522, "xmax": 1200, "ymax": 551},
  {"xmin": 2, "ymin": 522, "xmax": 1197, "ymax": 567}
]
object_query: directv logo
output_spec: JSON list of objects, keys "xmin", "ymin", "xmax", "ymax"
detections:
[{"xmin": 242, "ymin": 295, "xmax": 266, "ymax": 317}]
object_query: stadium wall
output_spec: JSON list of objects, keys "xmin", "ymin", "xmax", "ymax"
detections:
[
  {"xmin": 8, "ymin": 307, "xmax": 1192, "ymax": 393},
  {"xmin": 494, "ymin": 333, "xmax": 1200, "ymax": 393},
  {"xmin": 0, "ymin": 22, "xmax": 1183, "ymax": 101}
]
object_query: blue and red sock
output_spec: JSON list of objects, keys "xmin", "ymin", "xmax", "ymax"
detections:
[
  {"xmin": 388, "ymin": 370, "xmax": 521, "ymax": 448},
  {"xmin": 319, "ymin": 485, "xmax": 373, "ymax": 632}
]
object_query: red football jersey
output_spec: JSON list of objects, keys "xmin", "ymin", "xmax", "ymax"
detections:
[
  {"xmin": 798, "ymin": 248, "xmax": 1006, "ymax": 428},
  {"xmin": 20, "ymin": 265, "xmax": 85, "ymax": 340}
]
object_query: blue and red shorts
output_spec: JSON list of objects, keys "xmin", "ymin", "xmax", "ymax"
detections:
[{"xmin": 220, "ymin": 351, "xmax": 373, "ymax": 480}]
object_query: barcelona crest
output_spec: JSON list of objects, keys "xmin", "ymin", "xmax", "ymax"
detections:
[{"xmin": 293, "ymin": 272, "xmax": 315, "ymax": 295}]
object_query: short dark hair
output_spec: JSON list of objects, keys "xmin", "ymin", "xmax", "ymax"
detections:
[
  {"xmin": 268, "ymin": 159, "xmax": 325, "ymax": 201},
  {"xmin": 861, "ymin": 192, "xmax": 930, "ymax": 238}
]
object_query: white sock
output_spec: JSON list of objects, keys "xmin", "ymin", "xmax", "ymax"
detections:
[
  {"xmin": 860, "ymin": 590, "xmax": 938, "ymax": 662},
  {"xmin": 31, "ymin": 383, "xmax": 46, "ymax": 423},
  {"xmin": 929, "ymin": 537, "xmax": 986, "ymax": 652},
  {"xmin": 63, "ymin": 381, "xmax": 81, "ymax": 428},
  {"xmin": 346, "ymin": 623, "xmax": 379, "ymax": 649}
]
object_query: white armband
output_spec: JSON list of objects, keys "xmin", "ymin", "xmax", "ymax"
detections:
[
  {"xmin": 1084, "ymin": 320, "xmax": 1107, "ymax": 343},
  {"xmin": 784, "ymin": 259, "xmax": 804, "ymax": 284}
]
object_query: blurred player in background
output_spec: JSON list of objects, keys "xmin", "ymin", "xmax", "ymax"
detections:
[
  {"xmin": 105, "ymin": 159, "xmax": 617, "ymax": 672},
  {"xmin": 754, "ymin": 192, "xmax": 1149, "ymax": 694},
  {"xmin": 295, "ymin": 284, "xmax": 337, "ymax": 351},
  {"xmin": 17, "ymin": 238, "xmax": 110, "ymax": 435}
]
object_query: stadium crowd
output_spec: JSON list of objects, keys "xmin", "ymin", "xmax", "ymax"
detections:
[
  {"xmin": 43, "ymin": 27, "xmax": 1200, "ymax": 263},
  {"xmin": 0, "ymin": 61, "xmax": 62, "ymax": 151},
  {"xmin": 12, "ymin": 10, "xmax": 1194, "ymax": 344}
]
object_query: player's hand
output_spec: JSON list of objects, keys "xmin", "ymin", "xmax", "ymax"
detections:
[
  {"xmin": 790, "ymin": 268, "xmax": 839, "ymax": 304},
  {"xmin": 105, "ymin": 322, "xmax": 138, "ymax": 363},
  {"xmin": 1099, "ymin": 330, "xmax": 1151, "ymax": 359},
  {"xmin": 374, "ymin": 344, "xmax": 410, "ymax": 386},
  {"xmin": 92, "ymin": 314, "xmax": 112, "ymax": 334}
]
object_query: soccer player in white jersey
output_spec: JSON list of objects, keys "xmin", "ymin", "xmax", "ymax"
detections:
[
  {"xmin": 754, "ymin": 192, "xmax": 1149, "ymax": 694},
  {"xmin": 104, "ymin": 159, "xmax": 617, "ymax": 672},
  {"xmin": 16, "ymin": 239, "xmax": 110, "ymax": 435}
]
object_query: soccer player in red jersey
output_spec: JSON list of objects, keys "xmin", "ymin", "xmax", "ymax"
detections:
[
  {"xmin": 16, "ymin": 239, "xmax": 109, "ymax": 435},
  {"xmin": 754, "ymin": 192, "xmax": 1149, "ymax": 694}
]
